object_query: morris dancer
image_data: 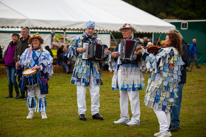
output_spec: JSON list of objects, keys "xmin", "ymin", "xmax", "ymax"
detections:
[
  {"xmin": 67, "ymin": 21, "xmax": 109, "ymax": 121},
  {"xmin": 109, "ymin": 23, "xmax": 146, "ymax": 126},
  {"xmin": 16, "ymin": 34, "xmax": 53, "ymax": 119},
  {"xmin": 135, "ymin": 32, "xmax": 184, "ymax": 137}
]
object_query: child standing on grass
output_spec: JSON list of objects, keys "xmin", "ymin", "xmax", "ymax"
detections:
[
  {"xmin": 135, "ymin": 32, "xmax": 184, "ymax": 137},
  {"xmin": 4, "ymin": 33, "xmax": 20, "ymax": 99}
]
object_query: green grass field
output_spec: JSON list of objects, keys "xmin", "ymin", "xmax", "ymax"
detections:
[{"xmin": 0, "ymin": 66, "xmax": 206, "ymax": 137}]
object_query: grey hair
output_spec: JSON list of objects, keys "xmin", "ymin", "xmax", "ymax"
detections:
[
  {"xmin": 143, "ymin": 37, "xmax": 148, "ymax": 40},
  {"xmin": 169, "ymin": 29, "xmax": 183, "ymax": 39},
  {"xmin": 22, "ymin": 27, "xmax": 29, "ymax": 33},
  {"xmin": 29, "ymin": 44, "xmax": 43, "ymax": 53}
]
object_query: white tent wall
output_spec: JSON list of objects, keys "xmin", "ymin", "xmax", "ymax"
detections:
[
  {"xmin": 0, "ymin": 31, "xmax": 51, "ymax": 55},
  {"xmin": 66, "ymin": 34, "xmax": 82, "ymax": 41},
  {"xmin": 97, "ymin": 33, "xmax": 111, "ymax": 48},
  {"xmin": 0, "ymin": 30, "xmax": 111, "ymax": 55}
]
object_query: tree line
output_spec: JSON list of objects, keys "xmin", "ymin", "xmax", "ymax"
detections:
[{"xmin": 123, "ymin": 0, "xmax": 206, "ymax": 19}]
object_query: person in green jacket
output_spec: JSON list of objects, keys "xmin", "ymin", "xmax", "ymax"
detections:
[{"xmin": 15, "ymin": 27, "xmax": 30, "ymax": 100}]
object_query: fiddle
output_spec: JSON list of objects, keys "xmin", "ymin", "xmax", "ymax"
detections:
[
  {"xmin": 135, "ymin": 44, "xmax": 168, "ymax": 53},
  {"xmin": 135, "ymin": 33, "xmax": 168, "ymax": 53},
  {"xmin": 146, "ymin": 33, "xmax": 162, "ymax": 53}
]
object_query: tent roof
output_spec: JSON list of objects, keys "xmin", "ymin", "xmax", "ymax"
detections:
[
  {"xmin": 0, "ymin": 0, "xmax": 175, "ymax": 33},
  {"xmin": 86, "ymin": 0, "xmax": 175, "ymax": 33}
]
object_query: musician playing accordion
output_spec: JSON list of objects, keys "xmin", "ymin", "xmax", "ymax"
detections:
[
  {"xmin": 66, "ymin": 21, "xmax": 110, "ymax": 121},
  {"xmin": 109, "ymin": 24, "xmax": 146, "ymax": 126},
  {"xmin": 16, "ymin": 34, "xmax": 53, "ymax": 119}
]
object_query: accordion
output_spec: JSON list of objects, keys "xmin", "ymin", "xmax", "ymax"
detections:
[
  {"xmin": 82, "ymin": 42, "xmax": 108, "ymax": 61},
  {"xmin": 119, "ymin": 39, "xmax": 142, "ymax": 62}
]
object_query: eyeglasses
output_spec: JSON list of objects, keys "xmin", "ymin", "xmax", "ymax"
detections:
[{"xmin": 121, "ymin": 29, "xmax": 130, "ymax": 33}]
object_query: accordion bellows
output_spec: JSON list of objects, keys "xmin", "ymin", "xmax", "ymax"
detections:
[
  {"xmin": 82, "ymin": 42, "xmax": 108, "ymax": 60},
  {"xmin": 119, "ymin": 39, "xmax": 142, "ymax": 62},
  {"xmin": 144, "ymin": 47, "xmax": 184, "ymax": 113}
]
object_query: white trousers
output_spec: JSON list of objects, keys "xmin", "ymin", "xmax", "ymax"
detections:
[
  {"xmin": 77, "ymin": 71, "xmax": 100, "ymax": 116},
  {"xmin": 154, "ymin": 109, "xmax": 170, "ymax": 132},
  {"xmin": 117, "ymin": 69, "xmax": 140, "ymax": 121},
  {"xmin": 28, "ymin": 86, "xmax": 45, "ymax": 111}
]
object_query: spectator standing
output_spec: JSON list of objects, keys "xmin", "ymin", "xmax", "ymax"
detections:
[
  {"xmin": 15, "ymin": 27, "xmax": 30, "ymax": 100},
  {"xmin": 4, "ymin": 33, "xmax": 20, "ymax": 98},
  {"xmin": 188, "ymin": 39, "xmax": 201, "ymax": 68}
]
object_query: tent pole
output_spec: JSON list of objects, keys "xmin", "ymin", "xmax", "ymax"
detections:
[
  {"xmin": 152, "ymin": 33, "xmax": 154, "ymax": 43},
  {"xmin": 28, "ymin": 27, "xmax": 30, "ymax": 36},
  {"xmin": 110, "ymin": 32, "xmax": 117, "ymax": 45},
  {"xmin": 64, "ymin": 28, "xmax": 66, "ymax": 47}
]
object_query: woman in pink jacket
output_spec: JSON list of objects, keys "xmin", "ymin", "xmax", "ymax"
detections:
[{"xmin": 4, "ymin": 33, "xmax": 20, "ymax": 98}]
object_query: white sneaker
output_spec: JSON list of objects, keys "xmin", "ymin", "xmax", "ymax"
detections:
[
  {"xmin": 41, "ymin": 112, "xmax": 47, "ymax": 119},
  {"xmin": 26, "ymin": 112, "xmax": 34, "ymax": 119},
  {"xmin": 126, "ymin": 120, "xmax": 140, "ymax": 126},
  {"xmin": 154, "ymin": 131, "xmax": 162, "ymax": 136},
  {"xmin": 158, "ymin": 130, "xmax": 172, "ymax": 137},
  {"xmin": 113, "ymin": 118, "xmax": 129, "ymax": 124}
]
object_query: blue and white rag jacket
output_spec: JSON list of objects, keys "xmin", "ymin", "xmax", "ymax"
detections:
[
  {"xmin": 142, "ymin": 47, "xmax": 184, "ymax": 112},
  {"xmin": 109, "ymin": 36, "xmax": 146, "ymax": 91},
  {"xmin": 66, "ymin": 33, "xmax": 105, "ymax": 86},
  {"xmin": 18, "ymin": 48, "xmax": 53, "ymax": 94}
]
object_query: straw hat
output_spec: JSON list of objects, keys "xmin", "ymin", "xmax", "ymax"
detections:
[
  {"xmin": 29, "ymin": 34, "xmax": 44, "ymax": 44},
  {"xmin": 119, "ymin": 23, "xmax": 136, "ymax": 33}
]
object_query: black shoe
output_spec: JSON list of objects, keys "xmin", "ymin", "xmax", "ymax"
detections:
[
  {"xmin": 186, "ymin": 68, "xmax": 191, "ymax": 72},
  {"xmin": 79, "ymin": 114, "xmax": 86, "ymax": 121},
  {"xmin": 23, "ymin": 97, "xmax": 27, "ymax": 100},
  {"xmin": 92, "ymin": 113, "xmax": 104, "ymax": 120},
  {"xmin": 5, "ymin": 96, "xmax": 13, "ymax": 98},
  {"xmin": 170, "ymin": 126, "xmax": 178, "ymax": 132},
  {"xmin": 169, "ymin": 124, "xmax": 172, "ymax": 129},
  {"xmin": 16, "ymin": 95, "xmax": 25, "ymax": 99},
  {"xmin": 15, "ymin": 95, "xmax": 20, "ymax": 99},
  {"xmin": 197, "ymin": 66, "xmax": 201, "ymax": 68}
]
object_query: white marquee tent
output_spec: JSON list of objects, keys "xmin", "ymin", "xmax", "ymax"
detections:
[
  {"xmin": 0, "ymin": 0, "xmax": 175, "ymax": 33},
  {"xmin": 0, "ymin": 0, "xmax": 175, "ymax": 54}
]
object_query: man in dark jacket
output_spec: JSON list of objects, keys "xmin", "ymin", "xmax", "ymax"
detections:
[
  {"xmin": 169, "ymin": 30, "xmax": 189, "ymax": 132},
  {"xmin": 15, "ymin": 27, "xmax": 30, "ymax": 99}
]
